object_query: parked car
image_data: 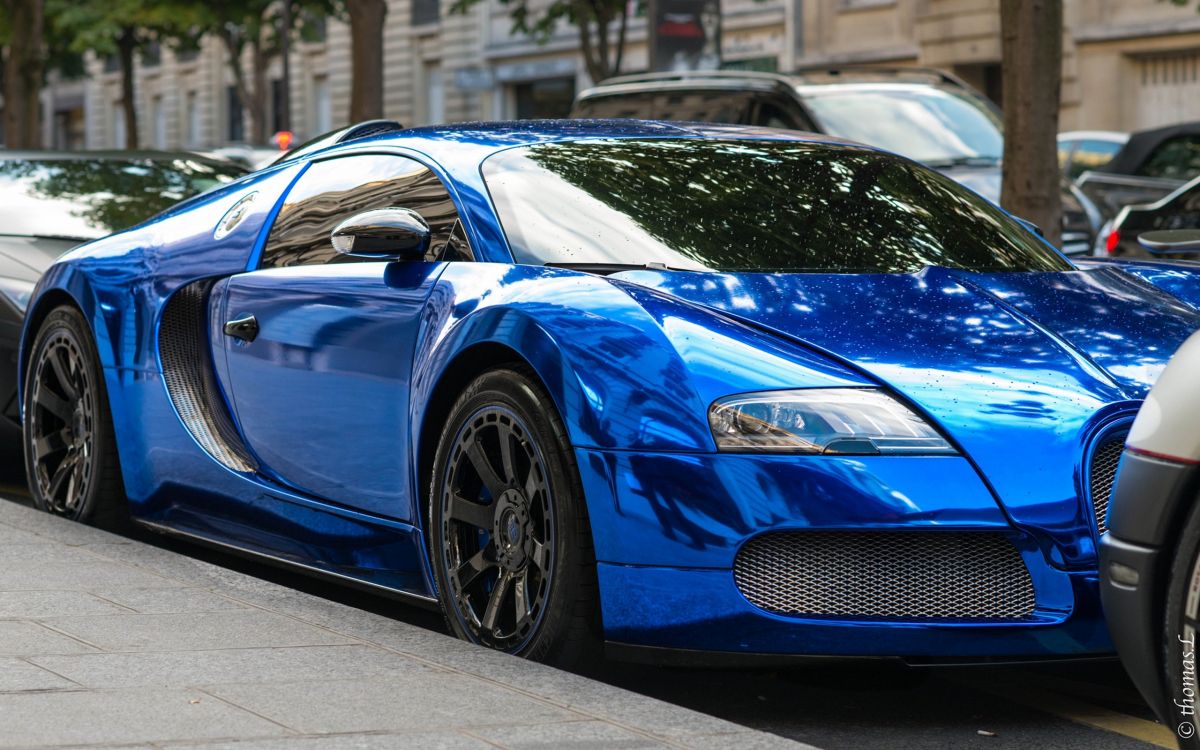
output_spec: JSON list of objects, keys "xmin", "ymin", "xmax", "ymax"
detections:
[
  {"xmin": 19, "ymin": 120, "xmax": 1200, "ymax": 667},
  {"xmin": 0, "ymin": 151, "xmax": 245, "ymax": 447},
  {"xmin": 1094, "ymin": 174, "xmax": 1200, "ymax": 260},
  {"xmin": 1100, "ymin": 246, "xmax": 1200, "ymax": 744},
  {"xmin": 573, "ymin": 67, "xmax": 1099, "ymax": 255},
  {"xmin": 201, "ymin": 144, "xmax": 287, "ymax": 171},
  {"xmin": 1076, "ymin": 122, "xmax": 1200, "ymax": 222},
  {"xmin": 1058, "ymin": 130, "xmax": 1128, "ymax": 180}
]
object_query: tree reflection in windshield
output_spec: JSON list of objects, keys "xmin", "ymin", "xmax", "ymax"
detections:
[
  {"xmin": 0, "ymin": 157, "xmax": 243, "ymax": 240},
  {"xmin": 483, "ymin": 139, "xmax": 1070, "ymax": 274}
]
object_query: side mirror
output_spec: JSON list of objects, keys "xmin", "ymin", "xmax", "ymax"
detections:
[
  {"xmin": 1138, "ymin": 229, "xmax": 1200, "ymax": 255},
  {"xmin": 331, "ymin": 208, "xmax": 430, "ymax": 260}
]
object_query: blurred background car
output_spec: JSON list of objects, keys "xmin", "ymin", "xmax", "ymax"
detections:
[
  {"xmin": 199, "ymin": 144, "xmax": 285, "ymax": 171},
  {"xmin": 1076, "ymin": 122, "xmax": 1200, "ymax": 223},
  {"xmin": 0, "ymin": 151, "xmax": 245, "ymax": 453},
  {"xmin": 1095, "ymin": 175, "xmax": 1200, "ymax": 260},
  {"xmin": 1100, "ymin": 246, "xmax": 1200, "ymax": 743},
  {"xmin": 572, "ymin": 67, "xmax": 1100, "ymax": 255},
  {"xmin": 1058, "ymin": 130, "xmax": 1128, "ymax": 180}
]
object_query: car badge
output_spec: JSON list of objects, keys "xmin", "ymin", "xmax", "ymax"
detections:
[{"xmin": 213, "ymin": 192, "xmax": 258, "ymax": 240}]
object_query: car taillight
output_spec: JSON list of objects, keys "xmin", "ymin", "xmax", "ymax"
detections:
[{"xmin": 1105, "ymin": 229, "xmax": 1121, "ymax": 255}]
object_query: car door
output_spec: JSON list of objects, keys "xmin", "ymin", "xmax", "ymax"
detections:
[{"xmin": 212, "ymin": 153, "xmax": 473, "ymax": 521}]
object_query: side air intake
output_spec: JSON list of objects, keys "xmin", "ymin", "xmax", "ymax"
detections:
[{"xmin": 159, "ymin": 281, "xmax": 257, "ymax": 473}]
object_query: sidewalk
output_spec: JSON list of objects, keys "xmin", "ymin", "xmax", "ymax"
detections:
[{"xmin": 0, "ymin": 498, "xmax": 810, "ymax": 749}]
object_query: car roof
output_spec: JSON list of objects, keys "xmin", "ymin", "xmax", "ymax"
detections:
[
  {"xmin": 1058, "ymin": 130, "xmax": 1129, "ymax": 143},
  {"xmin": 575, "ymin": 66, "xmax": 974, "ymax": 102},
  {"xmin": 1098, "ymin": 121, "xmax": 1200, "ymax": 175}
]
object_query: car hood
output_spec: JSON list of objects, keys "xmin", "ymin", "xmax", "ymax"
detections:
[
  {"xmin": 613, "ymin": 264, "xmax": 1200, "ymax": 566},
  {"xmin": 0, "ymin": 236, "xmax": 82, "ymax": 282}
]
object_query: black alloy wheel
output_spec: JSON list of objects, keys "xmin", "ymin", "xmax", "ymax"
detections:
[
  {"xmin": 430, "ymin": 367, "xmax": 599, "ymax": 668},
  {"xmin": 24, "ymin": 307, "xmax": 125, "ymax": 527}
]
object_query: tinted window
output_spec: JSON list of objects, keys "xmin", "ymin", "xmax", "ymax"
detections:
[
  {"xmin": 1137, "ymin": 136, "xmax": 1200, "ymax": 181},
  {"xmin": 483, "ymin": 139, "xmax": 1069, "ymax": 274},
  {"xmin": 799, "ymin": 85, "xmax": 1003, "ymax": 166},
  {"xmin": 574, "ymin": 89, "xmax": 755, "ymax": 124},
  {"xmin": 573, "ymin": 92, "xmax": 658, "ymax": 120},
  {"xmin": 261, "ymin": 154, "xmax": 471, "ymax": 268},
  {"xmin": 0, "ymin": 157, "xmax": 243, "ymax": 240},
  {"xmin": 1068, "ymin": 139, "xmax": 1123, "ymax": 178}
]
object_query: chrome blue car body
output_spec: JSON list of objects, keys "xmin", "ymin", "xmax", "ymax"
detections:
[{"xmin": 19, "ymin": 120, "xmax": 1200, "ymax": 661}]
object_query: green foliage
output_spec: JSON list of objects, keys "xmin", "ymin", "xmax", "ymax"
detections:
[{"xmin": 46, "ymin": 0, "xmax": 202, "ymax": 57}]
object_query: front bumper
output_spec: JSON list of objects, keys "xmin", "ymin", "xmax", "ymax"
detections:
[{"xmin": 579, "ymin": 448, "xmax": 1113, "ymax": 659}]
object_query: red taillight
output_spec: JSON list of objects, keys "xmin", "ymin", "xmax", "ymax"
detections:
[{"xmin": 1105, "ymin": 229, "xmax": 1121, "ymax": 255}]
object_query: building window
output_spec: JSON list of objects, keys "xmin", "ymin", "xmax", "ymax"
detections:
[
  {"xmin": 425, "ymin": 63, "xmax": 445, "ymax": 125},
  {"xmin": 513, "ymin": 77, "xmax": 576, "ymax": 120},
  {"xmin": 142, "ymin": 41, "xmax": 161, "ymax": 67},
  {"xmin": 112, "ymin": 103, "xmax": 126, "ymax": 148},
  {"xmin": 302, "ymin": 12, "xmax": 327, "ymax": 42},
  {"xmin": 185, "ymin": 91, "xmax": 202, "ymax": 148},
  {"xmin": 228, "ymin": 86, "xmax": 245, "ymax": 143},
  {"xmin": 103, "ymin": 55, "xmax": 120, "ymax": 73},
  {"xmin": 413, "ymin": 0, "xmax": 439, "ymax": 26},
  {"xmin": 311, "ymin": 75, "xmax": 332, "ymax": 135},
  {"xmin": 151, "ymin": 94, "xmax": 167, "ymax": 148}
]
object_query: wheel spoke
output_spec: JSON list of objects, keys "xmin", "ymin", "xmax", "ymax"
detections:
[
  {"xmin": 447, "ymin": 492, "xmax": 494, "ymax": 530},
  {"xmin": 465, "ymin": 437, "xmax": 505, "ymax": 497},
  {"xmin": 480, "ymin": 571, "xmax": 512, "ymax": 633},
  {"xmin": 35, "ymin": 388, "xmax": 72, "ymax": 421},
  {"xmin": 455, "ymin": 547, "xmax": 494, "ymax": 590},
  {"xmin": 524, "ymin": 469, "xmax": 539, "ymax": 503},
  {"xmin": 35, "ymin": 428, "xmax": 69, "ymax": 460},
  {"xmin": 530, "ymin": 540, "xmax": 549, "ymax": 572},
  {"xmin": 46, "ymin": 453, "xmax": 77, "ymax": 504},
  {"xmin": 499, "ymin": 431, "xmax": 517, "ymax": 485},
  {"xmin": 512, "ymin": 569, "xmax": 531, "ymax": 627},
  {"xmin": 48, "ymin": 347, "xmax": 78, "ymax": 400}
]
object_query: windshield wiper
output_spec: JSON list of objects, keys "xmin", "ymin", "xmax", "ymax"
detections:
[
  {"xmin": 924, "ymin": 156, "xmax": 1001, "ymax": 169},
  {"xmin": 546, "ymin": 262, "xmax": 703, "ymax": 275}
]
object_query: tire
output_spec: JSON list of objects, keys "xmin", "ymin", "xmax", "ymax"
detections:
[
  {"xmin": 429, "ymin": 366, "xmax": 600, "ymax": 669},
  {"xmin": 23, "ymin": 306, "xmax": 126, "ymax": 529},
  {"xmin": 1164, "ymin": 499, "xmax": 1200, "ymax": 748}
]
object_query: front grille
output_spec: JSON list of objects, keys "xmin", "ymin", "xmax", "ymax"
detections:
[
  {"xmin": 733, "ymin": 532, "xmax": 1036, "ymax": 620},
  {"xmin": 1088, "ymin": 434, "xmax": 1126, "ymax": 535},
  {"xmin": 159, "ymin": 282, "xmax": 257, "ymax": 473}
]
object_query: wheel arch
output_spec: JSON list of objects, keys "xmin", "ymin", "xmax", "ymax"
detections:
[{"xmin": 18, "ymin": 279, "xmax": 109, "ymax": 423}]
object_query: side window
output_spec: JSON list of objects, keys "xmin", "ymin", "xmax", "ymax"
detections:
[
  {"xmin": 752, "ymin": 98, "xmax": 814, "ymax": 132},
  {"xmin": 1137, "ymin": 136, "xmax": 1200, "ymax": 181},
  {"xmin": 260, "ymin": 154, "xmax": 473, "ymax": 268},
  {"xmin": 573, "ymin": 92, "xmax": 658, "ymax": 120},
  {"xmin": 654, "ymin": 90, "xmax": 754, "ymax": 124},
  {"xmin": 1067, "ymin": 139, "xmax": 1122, "ymax": 178}
]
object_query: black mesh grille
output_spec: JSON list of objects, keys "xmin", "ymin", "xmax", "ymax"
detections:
[
  {"xmin": 734, "ymin": 532, "xmax": 1036, "ymax": 620},
  {"xmin": 1089, "ymin": 435, "xmax": 1125, "ymax": 535},
  {"xmin": 159, "ymin": 282, "xmax": 256, "ymax": 473}
]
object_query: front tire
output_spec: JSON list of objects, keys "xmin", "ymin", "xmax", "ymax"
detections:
[
  {"xmin": 429, "ymin": 367, "xmax": 600, "ymax": 668},
  {"xmin": 23, "ymin": 306, "xmax": 126, "ymax": 528}
]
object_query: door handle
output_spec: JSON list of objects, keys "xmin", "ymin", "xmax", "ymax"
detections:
[{"xmin": 223, "ymin": 313, "xmax": 259, "ymax": 343}]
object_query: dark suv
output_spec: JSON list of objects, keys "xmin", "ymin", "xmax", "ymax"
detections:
[{"xmin": 573, "ymin": 67, "xmax": 1098, "ymax": 255}]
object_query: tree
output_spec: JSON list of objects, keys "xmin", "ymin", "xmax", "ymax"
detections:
[
  {"xmin": 47, "ymin": 0, "xmax": 196, "ymax": 149},
  {"xmin": 1, "ymin": 0, "xmax": 46, "ymax": 149},
  {"xmin": 999, "ymin": 0, "xmax": 1063, "ymax": 247},
  {"xmin": 347, "ymin": 0, "xmax": 386, "ymax": 121},
  {"xmin": 450, "ymin": 0, "xmax": 631, "ymax": 84}
]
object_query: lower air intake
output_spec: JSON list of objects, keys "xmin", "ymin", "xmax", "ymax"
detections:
[{"xmin": 734, "ymin": 532, "xmax": 1036, "ymax": 620}]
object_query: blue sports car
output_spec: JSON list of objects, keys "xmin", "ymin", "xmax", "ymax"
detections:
[{"xmin": 18, "ymin": 120, "xmax": 1200, "ymax": 667}]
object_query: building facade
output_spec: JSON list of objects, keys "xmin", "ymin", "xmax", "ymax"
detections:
[{"xmin": 32, "ymin": 0, "xmax": 1200, "ymax": 151}]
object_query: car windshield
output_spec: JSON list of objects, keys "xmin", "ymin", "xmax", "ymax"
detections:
[
  {"xmin": 483, "ymin": 139, "xmax": 1069, "ymax": 274},
  {"xmin": 798, "ymin": 84, "xmax": 1004, "ymax": 167},
  {"xmin": 0, "ymin": 157, "xmax": 244, "ymax": 240}
]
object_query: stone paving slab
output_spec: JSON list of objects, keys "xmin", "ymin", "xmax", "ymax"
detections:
[{"xmin": 0, "ymin": 500, "xmax": 813, "ymax": 749}]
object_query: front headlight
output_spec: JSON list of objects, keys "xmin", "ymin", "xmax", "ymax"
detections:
[
  {"xmin": 709, "ymin": 388, "xmax": 957, "ymax": 455},
  {"xmin": 0, "ymin": 277, "xmax": 35, "ymax": 314}
]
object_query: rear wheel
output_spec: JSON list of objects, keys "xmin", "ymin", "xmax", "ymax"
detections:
[
  {"xmin": 1164, "ymin": 500, "xmax": 1200, "ymax": 748},
  {"xmin": 23, "ymin": 306, "xmax": 125, "ymax": 528},
  {"xmin": 429, "ymin": 367, "xmax": 600, "ymax": 668}
]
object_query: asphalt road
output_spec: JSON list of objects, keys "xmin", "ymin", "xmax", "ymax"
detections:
[{"xmin": 0, "ymin": 458, "xmax": 1175, "ymax": 750}]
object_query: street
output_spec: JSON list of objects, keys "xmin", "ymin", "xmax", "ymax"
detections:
[{"xmin": 0, "ymin": 460, "xmax": 1173, "ymax": 750}]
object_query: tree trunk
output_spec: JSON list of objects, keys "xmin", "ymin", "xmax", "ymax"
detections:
[
  {"xmin": 220, "ymin": 30, "xmax": 253, "ymax": 143},
  {"xmin": 3, "ymin": 0, "xmax": 45, "ymax": 149},
  {"xmin": 249, "ymin": 34, "xmax": 269, "ymax": 143},
  {"xmin": 1000, "ymin": 0, "xmax": 1063, "ymax": 248},
  {"xmin": 117, "ymin": 27, "xmax": 138, "ymax": 150},
  {"xmin": 348, "ymin": 0, "xmax": 387, "ymax": 122}
]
